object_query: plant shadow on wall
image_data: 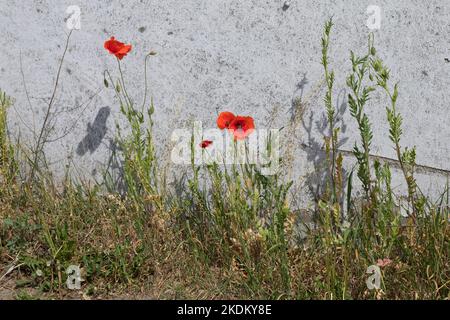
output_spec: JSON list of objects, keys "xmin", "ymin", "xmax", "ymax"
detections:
[
  {"xmin": 14, "ymin": 30, "xmax": 109, "ymax": 182},
  {"xmin": 289, "ymin": 73, "xmax": 309, "ymax": 122},
  {"xmin": 301, "ymin": 88, "xmax": 349, "ymax": 203},
  {"xmin": 0, "ymin": 19, "xmax": 448, "ymax": 300},
  {"xmin": 287, "ymin": 72, "xmax": 349, "ymax": 208},
  {"xmin": 76, "ymin": 106, "xmax": 111, "ymax": 156}
]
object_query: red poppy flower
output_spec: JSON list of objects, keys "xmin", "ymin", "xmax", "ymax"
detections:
[
  {"xmin": 217, "ymin": 112, "xmax": 236, "ymax": 130},
  {"xmin": 200, "ymin": 140, "xmax": 213, "ymax": 149},
  {"xmin": 104, "ymin": 37, "xmax": 132, "ymax": 60},
  {"xmin": 228, "ymin": 116, "xmax": 255, "ymax": 140}
]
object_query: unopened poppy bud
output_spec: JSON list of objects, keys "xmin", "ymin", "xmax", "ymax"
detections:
[
  {"xmin": 149, "ymin": 51, "xmax": 157, "ymax": 56},
  {"xmin": 370, "ymin": 47, "xmax": 376, "ymax": 56},
  {"xmin": 148, "ymin": 104, "xmax": 155, "ymax": 116}
]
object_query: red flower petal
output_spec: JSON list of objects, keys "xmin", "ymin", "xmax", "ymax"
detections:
[
  {"xmin": 200, "ymin": 140, "xmax": 213, "ymax": 148},
  {"xmin": 217, "ymin": 112, "xmax": 236, "ymax": 130},
  {"xmin": 104, "ymin": 37, "xmax": 132, "ymax": 60},
  {"xmin": 228, "ymin": 116, "xmax": 255, "ymax": 140}
]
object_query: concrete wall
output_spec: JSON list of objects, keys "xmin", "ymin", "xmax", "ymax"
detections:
[{"xmin": 0, "ymin": 1, "xmax": 449, "ymax": 201}]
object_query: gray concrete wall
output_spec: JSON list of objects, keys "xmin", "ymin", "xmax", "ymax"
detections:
[{"xmin": 0, "ymin": 1, "xmax": 449, "ymax": 201}]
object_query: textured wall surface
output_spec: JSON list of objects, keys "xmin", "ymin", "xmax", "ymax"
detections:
[{"xmin": 0, "ymin": 0, "xmax": 449, "ymax": 202}]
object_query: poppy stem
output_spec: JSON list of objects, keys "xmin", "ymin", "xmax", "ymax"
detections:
[
  {"xmin": 116, "ymin": 58, "xmax": 133, "ymax": 107},
  {"xmin": 104, "ymin": 69, "xmax": 124, "ymax": 108}
]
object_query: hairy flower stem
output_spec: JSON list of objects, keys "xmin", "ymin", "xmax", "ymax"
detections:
[
  {"xmin": 117, "ymin": 59, "xmax": 133, "ymax": 108},
  {"xmin": 30, "ymin": 30, "xmax": 73, "ymax": 182}
]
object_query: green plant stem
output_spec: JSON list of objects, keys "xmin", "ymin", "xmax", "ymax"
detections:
[{"xmin": 30, "ymin": 30, "xmax": 73, "ymax": 182}]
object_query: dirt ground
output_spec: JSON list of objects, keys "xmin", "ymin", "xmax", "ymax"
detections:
[{"xmin": 0, "ymin": 278, "xmax": 15, "ymax": 300}]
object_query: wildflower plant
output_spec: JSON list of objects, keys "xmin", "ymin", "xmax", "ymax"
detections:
[
  {"xmin": 313, "ymin": 20, "xmax": 449, "ymax": 299},
  {"xmin": 103, "ymin": 37, "xmax": 162, "ymax": 213},
  {"xmin": 320, "ymin": 18, "xmax": 345, "ymax": 232},
  {"xmin": 370, "ymin": 50, "xmax": 421, "ymax": 219}
]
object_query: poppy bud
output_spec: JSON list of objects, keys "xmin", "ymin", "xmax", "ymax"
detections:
[
  {"xmin": 148, "ymin": 104, "xmax": 155, "ymax": 116},
  {"xmin": 370, "ymin": 47, "xmax": 376, "ymax": 56}
]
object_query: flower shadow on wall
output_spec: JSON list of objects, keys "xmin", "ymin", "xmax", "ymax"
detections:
[{"xmin": 76, "ymin": 106, "xmax": 111, "ymax": 156}]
